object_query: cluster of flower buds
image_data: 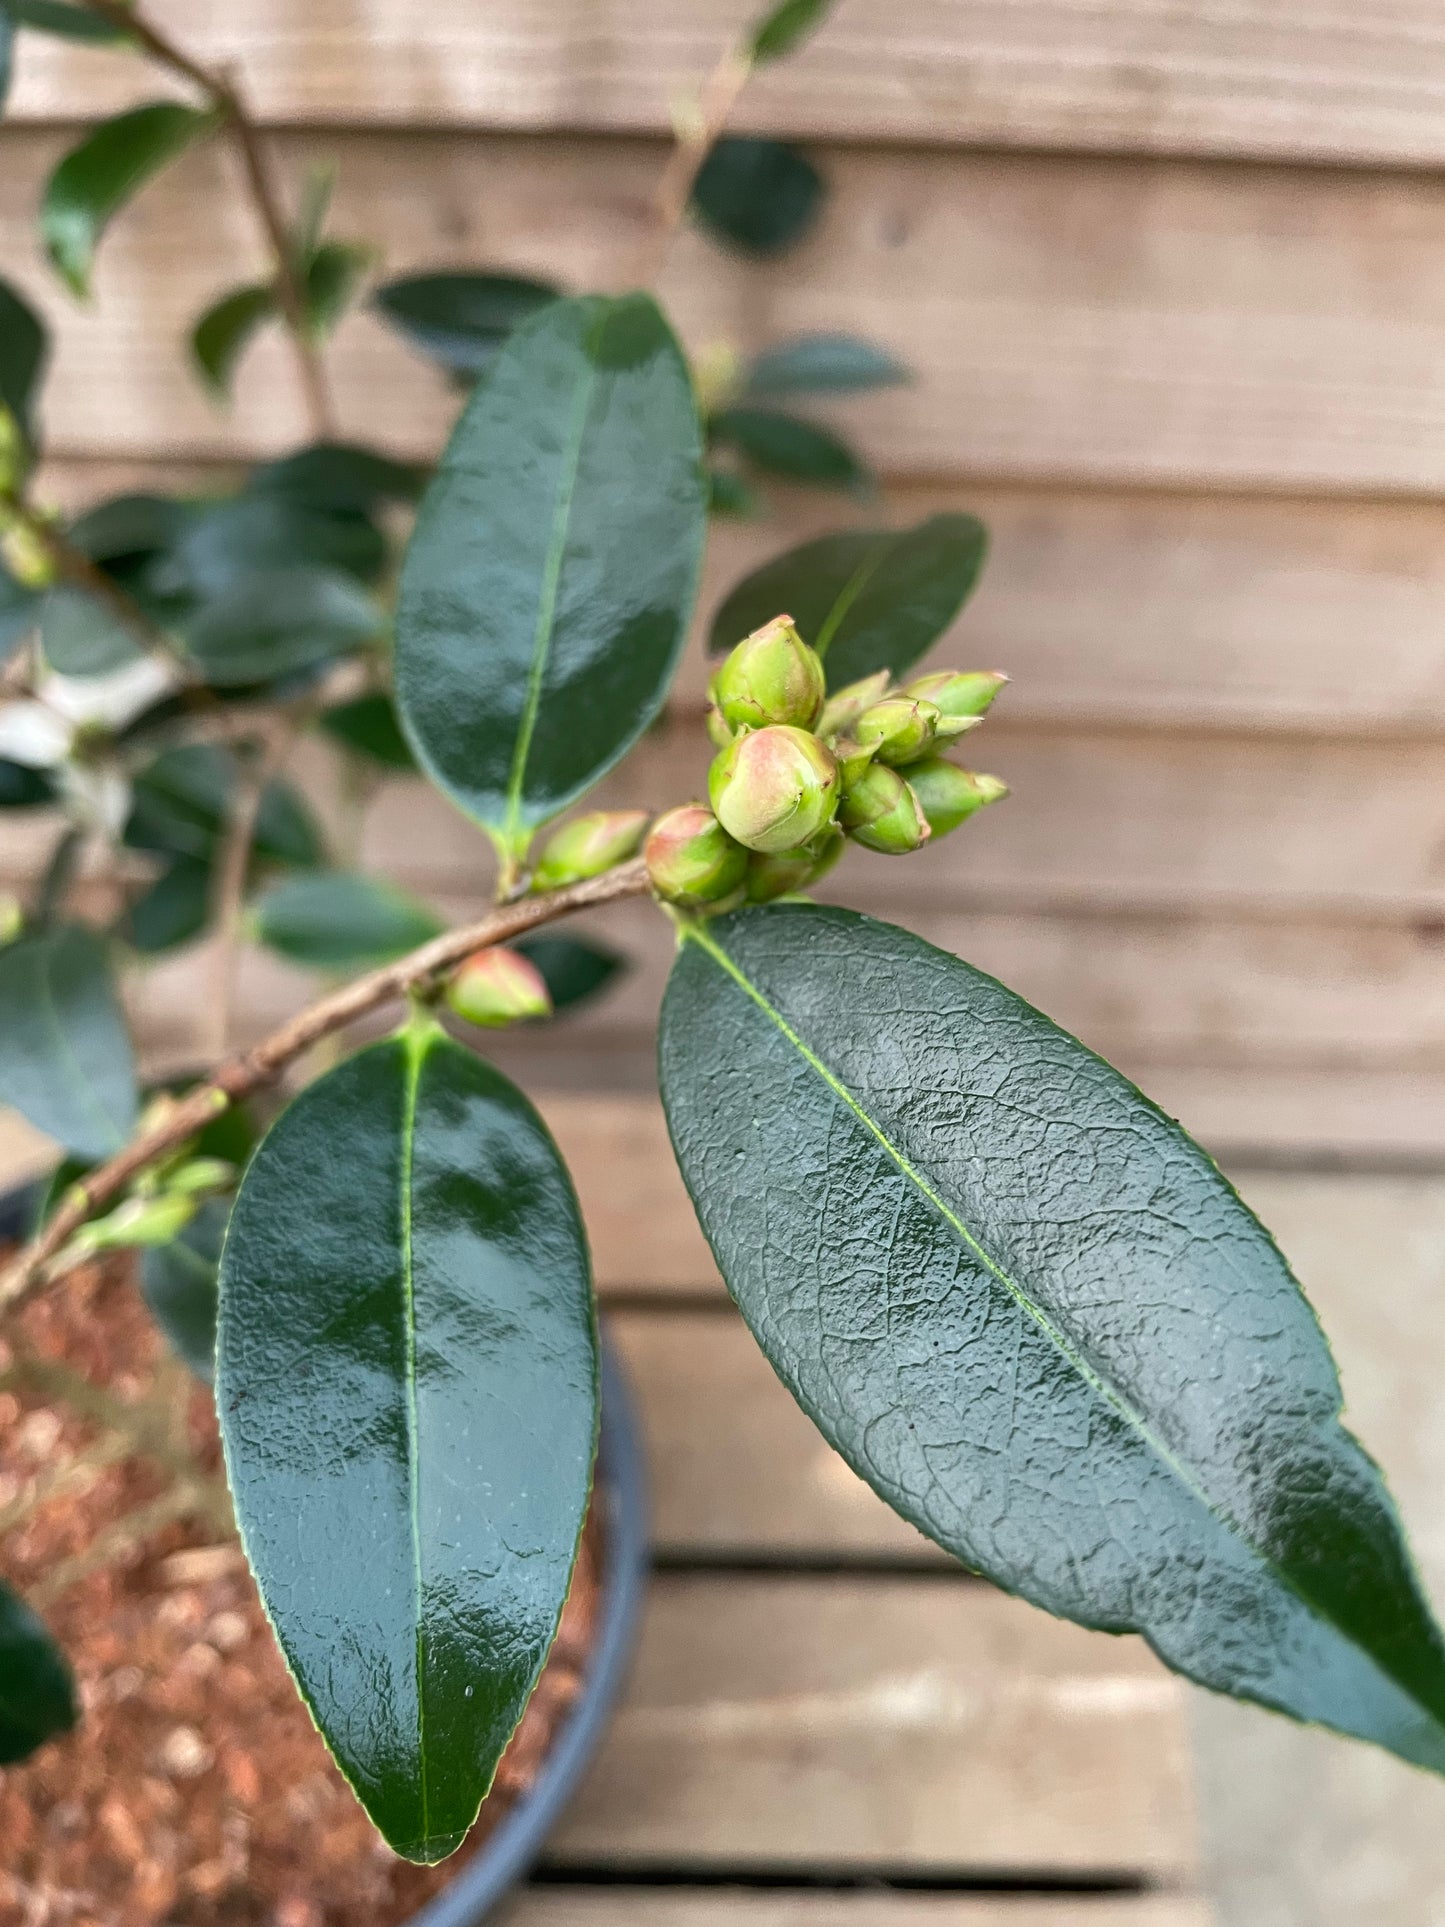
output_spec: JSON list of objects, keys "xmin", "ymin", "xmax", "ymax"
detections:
[{"xmin": 646, "ymin": 614, "xmax": 1007, "ymax": 912}]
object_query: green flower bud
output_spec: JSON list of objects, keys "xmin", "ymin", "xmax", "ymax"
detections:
[
  {"xmin": 743, "ymin": 825, "xmax": 845, "ymax": 903},
  {"xmin": 706, "ymin": 703, "xmax": 735, "ymax": 751},
  {"xmin": 903, "ymin": 670, "xmax": 1008, "ymax": 720},
  {"xmin": 0, "ymin": 510, "xmax": 58, "ymax": 591},
  {"xmin": 905, "ymin": 759, "xmax": 1009, "ymax": 838},
  {"xmin": 710, "ymin": 616, "xmax": 826, "ymax": 732},
  {"xmin": 854, "ymin": 696, "xmax": 942, "ymax": 767},
  {"xmin": 446, "ymin": 946, "xmax": 553, "ymax": 1027},
  {"xmin": 839, "ymin": 763, "xmax": 930, "ymax": 855},
  {"xmin": 709, "ymin": 724, "xmax": 840, "ymax": 854},
  {"xmin": 816, "ymin": 670, "xmax": 891, "ymax": 741},
  {"xmin": 831, "ymin": 736, "xmax": 879, "ymax": 788},
  {"xmin": 0, "ymin": 406, "xmax": 26, "ymax": 494},
  {"xmin": 645, "ymin": 804, "xmax": 749, "ymax": 909},
  {"xmin": 163, "ymin": 1157, "xmax": 237, "ymax": 1198},
  {"xmin": 74, "ymin": 1191, "xmax": 198, "ymax": 1257},
  {"xmin": 0, "ymin": 892, "xmax": 22, "ymax": 947},
  {"xmin": 531, "ymin": 809, "xmax": 649, "ymax": 891}
]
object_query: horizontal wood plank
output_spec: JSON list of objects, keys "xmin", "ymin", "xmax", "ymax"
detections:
[
  {"xmin": 550, "ymin": 1573, "xmax": 1198, "ymax": 1878},
  {"xmin": 7, "ymin": 132, "xmax": 1445, "ymax": 491},
  {"xmin": 7, "ymin": 0, "xmax": 1445, "ymax": 176},
  {"xmin": 505, "ymin": 1896, "xmax": 1213, "ymax": 1927}
]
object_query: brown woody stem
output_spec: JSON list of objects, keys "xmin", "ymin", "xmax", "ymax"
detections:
[
  {"xmin": 0, "ymin": 858, "xmax": 654, "ymax": 1317},
  {"xmin": 627, "ymin": 40, "xmax": 755, "ymax": 287}
]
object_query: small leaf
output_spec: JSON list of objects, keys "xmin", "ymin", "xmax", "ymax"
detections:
[
  {"xmin": 122, "ymin": 852, "xmax": 211, "ymax": 954},
  {"xmin": 174, "ymin": 493, "xmax": 387, "ymax": 598},
  {"xmin": 7, "ymin": 1, "xmax": 130, "ymax": 42},
  {"xmin": 711, "ymin": 406, "xmax": 868, "ymax": 490},
  {"xmin": 0, "ymin": 922, "xmax": 137, "ymax": 1159},
  {"xmin": 0, "ymin": 755, "xmax": 53, "ymax": 808},
  {"xmin": 40, "ymin": 583, "xmax": 143, "ymax": 676},
  {"xmin": 746, "ymin": 332, "xmax": 909, "ymax": 396},
  {"xmin": 707, "ymin": 467, "xmax": 762, "ymax": 518},
  {"xmin": 124, "ymin": 743, "xmax": 323, "ymax": 868},
  {"xmin": 191, "ymin": 283, "xmax": 276, "ymax": 400},
  {"xmin": 0, "ymin": 9, "xmax": 11, "ymax": 110},
  {"xmin": 319, "ymin": 691, "xmax": 416, "ymax": 771},
  {"xmin": 750, "ymin": 0, "xmax": 835, "ymax": 61},
  {"xmin": 302, "ymin": 239, "xmax": 372, "ymax": 340},
  {"xmin": 251, "ymin": 870, "xmax": 442, "ymax": 970},
  {"xmin": 42, "ymin": 102, "xmax": 217, "ymax": 299},
  {"xmin": 692, "ymin": 137, "xmax": 824, "ymax": 256},
  {"xmin": 1, "ymin": 560, "xmax": 43, "ymax": 663},
  {"xmin": 661, "ymin": 904, "xmax": 1445, "ymax": 1772},
  {"xmin": 290, "ymin": 162, "xmax": 334, "ymax": 267},
  {"xmin": 0, "ymin": 1580, "xmax": 76, "ymax": 1765},
  {"xmin": 709, "ymin": 512, "xmax": 989, "ymax": 687},
  {"xmin": 395, "ymin": 293, "xmax": 705, "ymax": 855},
  {"xmin": 373, "ymin": 271, "xmax": 560, "ymax": 376},
  {"xmin": 67, "ymin": 491, "xmax": 192, "ymax": 565},
  {"xmin": 140, "ymin": 1194, "xmax": 227, "ymax": 1380},
  {"xmin": 182, "ymin": 565, "xmax": 385, "ymax": 686},
  {"xmin": 514, "ymin": 933, "xmax": 625, "ymax": 1015},
  {"xmin": 0, "ymin": 276, "xmax": 47, "ymax": 444},
  {"xmin": 253, "ymin": 442, "xmax": 428, "ymax": 514},
  {"xmin": 218, "ymin": 1028, "xmax": 598, "ymax": 1861}
]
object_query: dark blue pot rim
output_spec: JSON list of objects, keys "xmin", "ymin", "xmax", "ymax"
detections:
[{"xmin": 0, "ymin": 1180, "xmax": 651, "ymax": 1927}]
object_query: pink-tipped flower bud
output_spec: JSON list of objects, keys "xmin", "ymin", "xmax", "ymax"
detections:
[
  {"xmin": 708, "ymin": 724, "xmax": 839, "ymax": 855},
  {"xmin": 645, "ymin": 805, "xmax": 749, "ymax": 909},
  {"xmin": 446, "ymin": 946, "xmax": 553, "ymax": 1027},
  {"xmin": 531, "ymin": 808, "xmax": 649, "ymax": 891},
  {"xmin": 854, "ymin": 695, "xmax": 942, "ymax": 767},
  {"xmin": 816, "ymin": 669, "xmax": 891, "ymax": 742},
  {"xmin": 839, "ymin": 763, "xmax": 930, "ymax": 855},
  {"xmin": 903, "ymin": 670, "xmax": 1008, "ymax": 721},
  {"xmin": 709, "ymin": 616, "xmax": 826, "ymax": 732},
  {"xmin": 905, "ymin": 760, "xmax": 1009, "ymax": 838}
]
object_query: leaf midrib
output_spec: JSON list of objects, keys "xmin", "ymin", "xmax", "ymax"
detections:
[
  {"xmin": 685, "ymin": 917, "xmax": 1439, "ymax": 1725},
  {"xmin": 398, "ymin": 1023, "xmax": 431, "ymax": 1846},
  {"xmin": 812, "ymin": 538, "xmax": 887, "ymax": 661}
]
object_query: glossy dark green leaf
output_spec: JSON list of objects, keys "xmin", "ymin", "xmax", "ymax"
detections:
[
  {"xmin": 746, "ymin": 332, "xmax": 909, "ymax": 397},
  {"xmin": 692, "ymin": 137, "xmax": 824, "ymax": 256},
  {"xmin": 0, "ymin": 275, "xmax": 47, "ymax": 441},
  {"xmin": 708, "ymin": 512, "xmax": 989, "ymax": 687},
  {"xmin": 182, "ymin": 565, "xmax": 384, "ymax": 685},
  {"xmin": 141, "ymin": 1195, "xmax": 226, "ymax": 1380},
  {"xmin": 373, "ymin": 271, "xmax": 560, "ymax": 376},
  {"xmin": 0, "ymin": 1581, "xmax": 76, "ymax": 1765},
  {"xmin": 711, "ymin": 407, "xmax": 868, "ymax": 491},
  {"xmin": 32, "ymin": 824, "xmax": 81, "ymax": 928},
  {"xmin": 395, "ymin": 293, "xmax": 705, "ymax": 857},
  {"xmin": 43, "ymin": 102, "xmax": 217, "ymax": 298},
  {"xmin": 124, "ymin": 743, "xmax": 323, "ymax": 868},
  {"xmin": 123, "ymin": 852, "xmax": 211, "ymax": 953},
  {"xmin": 0, "ymin": 922, "xmax": 137, "ymax": 1159},
  {"xmin": 514, "ymin": 933, "xmax": 625, "ymax": 1014},
  {"xmin": 0, "ymin": 559, "xmax": 41, "ymax": 662},
  {"xmin": 67, "ymin": 491, "xmax": 192, "ymax": 565},
  {"xmin": 707, "ymin": 466, "xmax": 762, "ymax": 518},
  {"xmin": 303, "ymin": 239, "xmax": 371, "ymax": 338},
  {"xmin": 174, "ymin": 494, "xmax": 387, "ymax": 598},
  {"xmin": 191, "ymin": 282, "xmax": 276, "ymax": 399},
  {"xmin": 253, "ymin": 442, "xmax": 428, "ymax": 514},
  {"xmin": 661, "ymin": 903, "xmax": 1445, "ymax": 1770},
  {"xmin": 7, "ymin": 1, "xmax": 129, "ymax": 42},
  {"xmin": 750, "ymin": 0, "xmax": 834, "ymax": 60},
  {"xmin": 217, "ymin": 1026, "xmax": 598, "ymax": 1861},
  {"xmin": 40, "ymin": 584, "xmax": 142, "ymax": 675},
  {"xmin": 251, "ymin": 870, "xmax": 442, "ymax": 970},
  {"xmin": 0, "ymin": 8, "xmax": 12, "ymax": 110},
  {"xmin": 0, "ymin": 755, "xmax": 53, "ymax": 807},
  {"xmin": 319, "ymin": 691, "xmax": 416, "ymax": 771}
]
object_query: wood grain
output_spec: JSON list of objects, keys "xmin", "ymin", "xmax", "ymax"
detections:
[
  {"xmin": 505, "ymin": 1896, "xmax": 1213, "ymax": 1927},
  {"xmin": 7, "ymin": 0, "xmax": 1445, "ymax": 174},
  {"xmin": 550, "ymin": 1573, "xmax": 1199, "ymax": 1877},
  {"xmin": 8, "ymin": 130, "xmax": 1445, "ymax": 491}
]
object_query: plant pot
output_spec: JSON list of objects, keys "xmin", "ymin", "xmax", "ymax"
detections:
[{"xmin": 0, "ymin": 1180, "xmax": 650, "ymax": 1927}]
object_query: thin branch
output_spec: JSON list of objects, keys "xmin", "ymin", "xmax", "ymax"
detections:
[
  {"xmin": 83, "ymin": 0, "xmax": 333, "ymax": 439},
  {"xmin": 0, "ymin": 857, "xmax": 654, "ymax": 1317},
  {"xmin": 626, "ymin": 39, "xmax": 755, "ymax": 288},
  {"xmin": 33, "ymin": 1478, "xmax": 233, "ymax": 1605}
]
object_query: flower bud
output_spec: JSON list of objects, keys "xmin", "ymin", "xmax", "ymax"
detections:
[
  {"xmin": 855, "ymin": 696, "xmax": 942, "ymax": 767},
  {"xmin": 446, "ymin": 946, "xmax": 553, "ymax": 1028},
  {"xmin": 839, "ymin": 764, "xmax": 930, "ymax": 855},
  {"xmin": 0, "ymin": 406, "xmax": 26, "ymax": 494},
  {"xmin": 531, "ymin": 809, "xmax": 649, "ymax": 891},
  {"xmin": 816, "ymin": 669, "xmax": 891, "ymax": 741},
  {"xmin": 710, "ymin": 617, "xmax": 826, "ymax": 732},
  {"xmin": 831, "ymin": 736, "xmax": 878, "ymax": 789},
  {"xmin": 706, "ymin": 703, "xmax": 734, "ymax": 751},
  {"xmin": 905, "ymin": 759, "xmax": 1010, "ymax": 838},
  {"xmin": 0, "ymin": 892, "xmax": 22, "ymax": 947},
  {"xmin": 163, "ymin": 1157, "xmax": 237, "ymax": 1198},
  {"xmin": 903, "ymin": 670, "xmax": 1008, "ymax": 721},
  {"xmin": 744, "ymin": 823, "xmax": 846, "ymax": 903},
  {"xmin": 645, "ymin": 804, "xmax": 749, "ymax": 909},
  {"xmin": 74, "ymin": 1190, "xmax": 198, "ymax": 1257},
  {"xmin": 708, "ymin": 724, "xmax": 839, "ymax": 854}
]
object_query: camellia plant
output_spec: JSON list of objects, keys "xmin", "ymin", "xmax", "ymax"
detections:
[{"xmin": 3, "ymin": 0, "xmax": 1445, "ymax": 1878}]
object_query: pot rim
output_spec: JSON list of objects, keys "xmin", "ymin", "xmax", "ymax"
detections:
[{"xmin": 0, "ymin": 1178, "xmax": 651, "ymax": 1927}]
